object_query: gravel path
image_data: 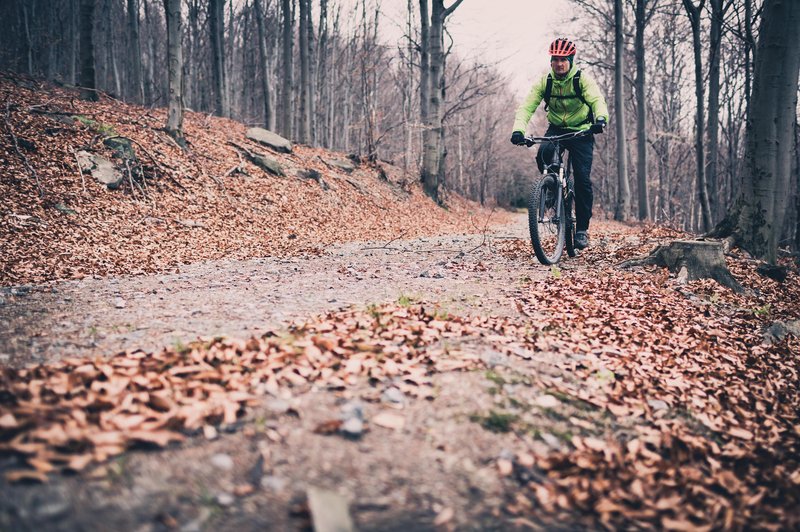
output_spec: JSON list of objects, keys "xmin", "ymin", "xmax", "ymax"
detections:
[{"xmin": 1, "ymin": 214, "xmax": 540, "ymax": 367}]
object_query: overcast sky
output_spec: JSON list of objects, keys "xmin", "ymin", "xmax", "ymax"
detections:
[{"xmin": 374, "ymin": 0, "xmax": 576, "ymax": 97}]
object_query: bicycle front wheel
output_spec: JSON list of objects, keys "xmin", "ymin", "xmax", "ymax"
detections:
[{"xmin": 528, "ymin": 174, "xmax": 565, "ymax": 265}]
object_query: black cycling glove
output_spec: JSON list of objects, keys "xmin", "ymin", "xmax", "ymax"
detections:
[
  {"xmin": 510, "ymin": 131, "xmax": 526, "ymax": 145},
  {"xmin": 590, "ymin": 117, "xmax": 607, "ymax": 134}
]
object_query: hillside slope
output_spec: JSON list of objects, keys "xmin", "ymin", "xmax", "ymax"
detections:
[{"xmin": 1, "ymin": 72, "xmax": 502, "ymax": 285}]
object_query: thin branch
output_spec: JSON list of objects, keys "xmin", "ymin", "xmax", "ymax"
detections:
[
  {"xmin": 72, "ymin": 146, "xmax": 87, "ymax": 194},
  {"xmin": 4, "ymin": 102, "xmax": 44, "ymax": 197}
]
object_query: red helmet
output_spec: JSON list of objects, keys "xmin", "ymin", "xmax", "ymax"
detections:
[{"xmin": 549, "ymin": 38, "xmax": 576, "ymax": 57}]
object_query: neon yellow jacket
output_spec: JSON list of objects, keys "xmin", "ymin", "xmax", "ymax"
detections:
[{"xmin": 513, "ymin": 64, "xmax": 609, "ymax": 133}]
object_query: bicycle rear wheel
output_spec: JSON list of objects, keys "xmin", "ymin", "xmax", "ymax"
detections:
[{"xmin": 528, "ymin": 174, "xmax": 565, "ymax": 265}]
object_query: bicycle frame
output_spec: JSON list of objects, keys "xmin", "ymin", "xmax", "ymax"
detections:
[{"xmin": 519, "ymin": 129, "xmax": 592, "ymax": 264}]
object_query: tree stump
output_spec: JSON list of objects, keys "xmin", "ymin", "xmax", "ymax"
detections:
[{"xmin": 618, "ymin": 240, "xmax": 745, "ymax": 293}]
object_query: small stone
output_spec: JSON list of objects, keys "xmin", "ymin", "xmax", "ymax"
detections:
[
  {"xmin": 113, "ymin": 297, "xmax": 126, "ymax": 309},
  {"xmin": 541, "ymin": 433, "xmax": 562, "ymax": 449},
  {"xmin": 497, "ymin": 459, "xmax": 513, "ymax": 476},
  {"xmin": 647, "ymin": 399, "xmax": 669, "ymax": 411},
  {"xmin": 210, "ymin": 453, "xmax": 234, "ymax": 471},
  {"xmin": 340, "ymin": 417, "xmax": 364, "ymax": 438},
  {"xmin": 535, "ymin": 394, "xmax": 560, "ymax": 409},
  {"xmin": 371, "ymin": 411, "xmax": 405, "ymax": 431},
  {"xmin": 265, "ymin": 399, "xmax": 291, "ymax": 414},
  {"xmin": 381, "ymin": 387, "xmax": 405, "ymax": 405},
  {"xmin": 419, "ymin": 270, "xmax": 430, "ymax": 278},
  {"xmin": 203, "ymin": 425, "xmax": 218, "ymax": 440},
  {"xmin": 215, "ymin": 492, "xmax": 235, "ymax": 507},
  {"xmin": 432, "ymin": 272, "xmax": 445, "ymax": 279}
]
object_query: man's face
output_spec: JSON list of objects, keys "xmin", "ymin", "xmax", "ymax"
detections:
[{"xmin": 551, "ymin": 56, "xmax": 570, "ymax": 77}]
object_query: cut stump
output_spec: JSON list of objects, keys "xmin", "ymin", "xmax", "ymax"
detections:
[{"xmin": 618, "ymin": 240, "xmax": 745, "ymax": 293}]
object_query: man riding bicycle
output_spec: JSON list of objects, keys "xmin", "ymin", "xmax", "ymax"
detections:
[{"xmin": 510, "ymin": 38, "xmax": 609, "ymax": 250}]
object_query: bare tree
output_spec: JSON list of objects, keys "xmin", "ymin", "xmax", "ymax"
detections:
[
  {"xmin": 162, "ymin": 0, "xmax": 184, "ymax": 146},
  {"xmin": 79, "ymin": 0, "xmax": 98, "ymax": 101},
  {"xmin": 254, "ymin": 0, "xmax": 275, "ymax": 130},
  {"xmin": 614, "ymin": 0, "xmax": 630, "ymax": 220},
  {"xmin": 419, "ymin": 0, "xmax": 464, "ymax": 203},
  {"xmin": 682, "ymin": 0, "xmax": 713, "ymax": 231},
  {"xmin": 706, "ymin": 0, "xmax": 731, "ymax": 223},
  {"xmin": 633, "ymin": 0, "xmax": 658, "ymax": 220},
  {"xmin": 209, "ymin": 0, "xmax": 228, "ymax": 117},
  {"xmin": 298, "ymin": 0, "xmax": 311, "ymax": 143},
  {"xmin": 280, "ymin": 0, "xmax": 293, "ymax": 138},
  {"xmin": 710, "ymin": 0, "xmax": 800, "ymax": 263}
]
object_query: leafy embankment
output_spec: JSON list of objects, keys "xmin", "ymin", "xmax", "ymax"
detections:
[{"xmin": 0, "ymin": 72, "xmax": 500, "ymax": 285}]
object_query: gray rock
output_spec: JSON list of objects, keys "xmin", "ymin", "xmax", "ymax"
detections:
[
  {"xmin": 103, "ymin": 136, "xmax": 136, "ymax": 160},
  {"xmin": 540, "ymin": 433, "xmax": 562, "ymax": 449},
  {"xmin": 340, "ymin": 417, "xmax": 364, "ymax": 438},
  {"xmin": 265, "ymin": 399, "xmax": 291, "ymax": 415},
  {"xmin": 381, "ymin": 387, "xmax": 405, "ymax": 405},
  {"xmin": 763, "ymin": 320, "xmax": 800, "ymax": 345},
  {"xmin": 35, "ymin": 499, "xmax": 71, "ymax": 519},
  {"xmin": 307, "ymin": 486, "xmax": 354, "ymax": 532},
  {"xmin": 647, "ymin": 399, "xmax": 669, "ymax": 411},
  {"xmin": 77, "ymin": 150, "xmax": 124, "ymax": 189},
  {"xmin": 246, "ymin": 152, "xmax": 285, "ymax": 177},
  {"xmin": 215, "ymin": 492, "xmax": 235, "ymax": 507},
  {"xmin": 338, "ymin": 400, "xmax": 365, "ymax": 437},
  {"xmin": 246, "ymin": 127, "xmax": 293, "ymax": 153},
  {"xmin": 210, "ymin": 453, "xmax": 234, "ymax": 471},
  {"xmin": 114, "ymin": 297, "xmax": 126, "ymax": 309},
  {"xmin": 260, "ymin": 475, "xmax": 288, "ymax": 492},
  {"xmin": 323, "ymin": 158, "xmax": 356, "ymax": 173}
]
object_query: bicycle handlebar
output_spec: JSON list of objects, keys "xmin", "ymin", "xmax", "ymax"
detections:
[{"xmin": 522, "ymin": 128, "xmax": 593, "ymax": 147}]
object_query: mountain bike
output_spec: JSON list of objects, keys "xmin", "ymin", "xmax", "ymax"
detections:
[{"xmin": 521, "ymin": 130, "xmax": 592, "ymax": 265}]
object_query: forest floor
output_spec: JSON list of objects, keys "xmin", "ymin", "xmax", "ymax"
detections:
[{"xmin": 1, "ymin": 73, "xmax": 799, "ymax": 531}]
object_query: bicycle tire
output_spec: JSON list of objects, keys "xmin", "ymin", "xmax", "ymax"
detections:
[
  {"xmin": 564, "ymin": 158, "xmax": 576, "ymax": 257},
  {"xmin": 528, "ymin": 174, "xmax": 565, "ymax": 265},
  {"xmin": 565, "ymin": 186, "xmax": 576, "ymax": 257}
]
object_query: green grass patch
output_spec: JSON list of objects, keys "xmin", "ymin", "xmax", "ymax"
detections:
[{"xmin": 470, "ymin": 410, "xmax": 518, "ymax": 433}]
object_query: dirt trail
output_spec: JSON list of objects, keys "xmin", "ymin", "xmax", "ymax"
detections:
[
  {"xmin": 1, "ymin": 214, "xmax": 540, "ymax": 367},
  {"xmin": 2, "ymin": 213, "xmax": 596, "ymax": 531}
]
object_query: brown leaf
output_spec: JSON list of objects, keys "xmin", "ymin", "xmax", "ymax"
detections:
[
  {"xmin": 128, "ymin": 430, "xmax": 184, "ymax": 447},
  {"xmin": 6, "ymin": 470, "xmax": 48, "ymax": 483},
  {"xmin": 313, "ymin": 419, "xmax": 342, "ymax": 435}
]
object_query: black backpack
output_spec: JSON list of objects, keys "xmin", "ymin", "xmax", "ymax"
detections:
[{"xmin": 543, "ymin": 70, "xmax": 594, "ymax": 125}]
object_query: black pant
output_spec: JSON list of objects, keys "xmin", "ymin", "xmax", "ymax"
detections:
[{"xmin": 535, "ymin": 125, "xmax": 595, "ymax": 232}]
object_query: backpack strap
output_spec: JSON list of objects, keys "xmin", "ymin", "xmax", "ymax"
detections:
[
  {"xmin": 544, "ymin": 70, "xmax": 594, "ymax": 124},
  {"xmin": 543, "ymin": 73, "xmax": 553, "ymax": 112},
  {"xmin": 572, "ymin": 71, "xmax": 594, "ymax": 124}
]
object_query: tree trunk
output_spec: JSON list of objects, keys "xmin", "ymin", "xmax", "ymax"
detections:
[
  {"xmin": 79, "ymin": 0, "xmax": 97, "ymax": 101},
  {"xmin": 298, "ymin": 0, "xmax": 311, "ymax": 143},
  {"xmin": 163, "ymin": 0, "xmax": 184, "ymax": 146},
  {"xmin": 127, "ymin": 0, "xmax": 144, "ymax": 103},
  {"xmin": 254, "ymin": 0, "xmax": 274, "ymax": 131},
  {"xmin": 418, "ymin": 0, "xmax": 430, "ymax": 126},
  {"xmin": 419, "ymin": 0, "xmax": 463, "ymax": 203},
  {"xmin": 209, "ymin": 0, "xmax": 227, "ymax": 117},
  {"xmin": 707, "ymin": 0, "xmax": 724, "ymax": 223},
  {"xmin": 683, "ymin": 0, "xmax": 712, "ymax": 232},
  {"xmin": 634, "ymin": 0, "xmax": 649, "ymax": 220},
  {"xmin": 614, "ymin": 0, "xmax": 630, "ymax": 220},
  {"xmin": 281, "ymin": 0, "xmax": 293, "ymax": 138},
  {"xmin": 794, "ymin": 120, "xmax": 800, "ymax": 254},
  {"xmin": 711, "ymin": 0, "xmax": 800, "ymax": 263},
  {"xmin": 22, "ymin": 2, "xmax": 33, "ymax": 74}
]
